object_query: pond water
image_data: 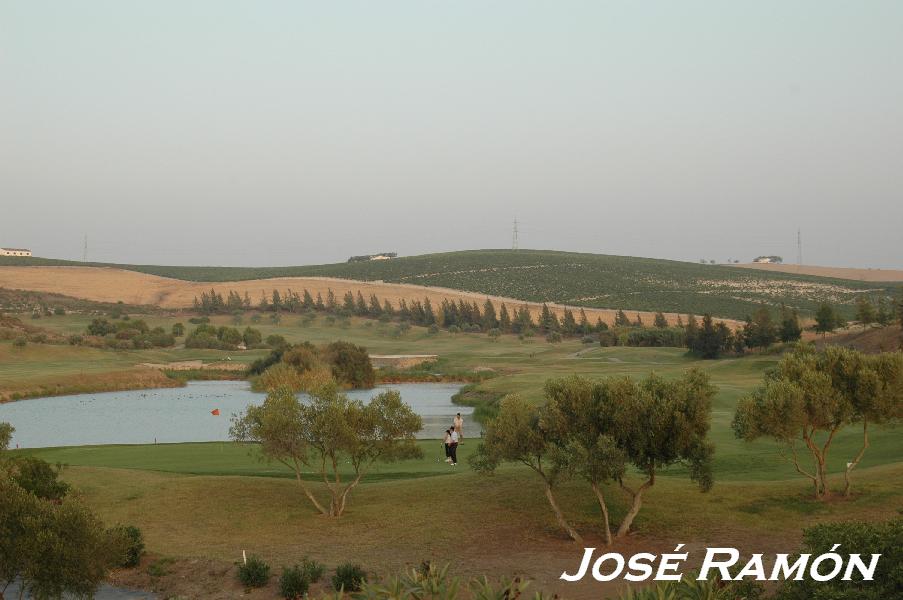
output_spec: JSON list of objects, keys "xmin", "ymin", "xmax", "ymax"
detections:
[{"xmin": 0, "ymin": 381, "xmax": 468, "ymax": 449}]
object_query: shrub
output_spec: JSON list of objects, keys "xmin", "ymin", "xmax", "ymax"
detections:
[
  {"xmin": 775, "ymin": 517, "xmax": 902, "ymax": 600},
  {"xmin": 448, "ymin": 325, "xmax": 461, "ymax": 334},
  {"xmin": 237, "ymin": 555, "xmax": 271, "ymax": 588},
  {"xmin": 68, "ymin": 334, "xmax": 84, "ymax": 346},
  {"xmin": 8, "ymin": 456, "xmax": 70, "ymax": 500},
  {"xmin": 299, "ymin": 557, "xmax": 325, "ymax": 583},
  {"xmin": 333, "ymin": 563, "xmax": 366, "ymax": 591},
  {"xmin": 188, "ymin": 316, "xmax": 209, "ymax": 325},
  {"xmin": 171, "ymin": 323, "xmax": 185, "ymax": 336},
  {"xmin": 428, "ymin": 324, "xmax": 440, "ymax": 334},
  {"xmin": 266, "ymin": 334, "xmax": 287, "ymax": 348},
  {"xmin": 279, "ymin": 565, "xmax": 311, "ymax": 599},
  {"xmin": 545, "ymin": 331, "xmax": 562, "ymax": 343},
  {"xmin": 13, "ymin": 337, "xmax": 26, "ymax": 347},
  {"xmin": 54, "ymin": 307, "xmax": 65, "ymax": 315},
  {"xmin": 113, "ymin": 525, "xmax": 145, "ymax": 568}
]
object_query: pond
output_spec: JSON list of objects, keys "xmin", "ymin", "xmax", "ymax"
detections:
[{"xmin": 0, "ymin": 381, "xmax": 469, "ymax": 449}]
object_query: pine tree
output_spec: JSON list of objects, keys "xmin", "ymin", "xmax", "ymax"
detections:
[
  {"xmin": 596, "ymin": 317, "xmax": 609, "ymax": 332},
  {"xmin": 653, "ymin": 312, "xmax": 668, "ymax": 328},
  {"xmin": 578, "ymin": 309, "xmax": 590, "ymax": 334},
  {"xmin": 779, "ymin": 305, "xmax": 802, "ymax": 342},
  {"xmin": 423, "ymin": 298, "xmax": 436, "ymax": 325},
  {"xmin": 342, "ymin": 291, "xmax": 355, "ymax": 313},
  {"xmin": 614, "ymin": 309, "xmax": 630, "ymax": 327},
  {"xmin": 326, "ymin": 289, "xmax": 337, "ymax": 311},
  {"xmin": 482, "ymin": 299, "xmax": 498, "ymax": 330},
  {"xmin": 875, "ymin": 297, "xmax": 892, "ymax": 326},
  {"xmin": 369, "ymin": 294, "xmax": 382, "ymax": 316},
  {"xmin": 814, "ymin": 303, "xmax": 839, "ymax": 338},
  {"xmin": 539, "ymin": 303, "xmax": 558, "ymax": 332},
  {"xmin": 561, "ymin": 308, "xmax": 577, "ymax": 335},
  {"xmin": 315, "ymin": 292, "xmax": 325, "ymax": 311},
  {"xmin": 382, "ymin": 299, "xmax": 394, "ymax": 316},
  {"xmin": 685, "ymin": 314, "xmax": 699, "ymax": 350},
  {"xmin": 355, "ymin": 291, "xmax": 367, "ymax": 315},
  {"xmin": 855, "ymin": 296, "xmax": 876, "ymax": 325},
  {"xmin": 499, "ymin": 303, "xmax": 511, "ymax": 332},
  {"xmin": 302, "ymin": 289, "xmax": 315, "ymax": 310},
  {"xmin": 633, "ymin": 313, "xmax": 643, "ymax": 327}
]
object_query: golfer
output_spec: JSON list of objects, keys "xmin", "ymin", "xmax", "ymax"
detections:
[
  {"xmin": 448, "ymin": 427, "xmax": 459, "ymax": 466},
  {"xmin": 453, "ymin": 412, "xmax": 464, "ymax": 443},
  {"xmin": 443, "ymin": 429, "xmax": 453, "ymax": 463}
]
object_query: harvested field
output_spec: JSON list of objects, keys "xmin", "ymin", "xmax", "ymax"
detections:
[
  {"xmin": 0, "ymin": 266, "xmax": 736, "ymax": 327},
  {"xmin": 734, "ymin": 262, "xmax": 903, "ymax": 282}
]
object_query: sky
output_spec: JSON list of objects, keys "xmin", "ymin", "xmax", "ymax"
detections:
[{"xmin": 1, "ymin": 1, "xmax": 902, "ymax": 268}]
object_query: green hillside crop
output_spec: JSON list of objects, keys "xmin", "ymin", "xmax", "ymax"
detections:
[{"xmin": 3, "ymin": 250, "xmax": 898, "ymax": 319}]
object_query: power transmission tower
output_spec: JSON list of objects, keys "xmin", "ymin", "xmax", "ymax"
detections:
[
  {"xmin": 797, "ymin": 228, "xmax": 802, "ymax": 265},
  {"xmin": 82, "ymin": 235, "xmax": 88, "ymax": 262},
  {"xmin": 512, "ymin": 218, "xmax": 519, "ymax": 251}
]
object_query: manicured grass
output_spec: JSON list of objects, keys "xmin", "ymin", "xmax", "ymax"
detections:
[
  {"xmin": 18, "ymin": 441, "xmax": 476, "ymax": 482},
  {"xmin": 5, "ymin": 313, "xmax": 903, "ymax": 481}
]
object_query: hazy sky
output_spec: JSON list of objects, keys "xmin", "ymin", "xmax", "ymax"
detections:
[{"xmin": 2, "ymin": 2, "xmax": 902, "ymax": 268}]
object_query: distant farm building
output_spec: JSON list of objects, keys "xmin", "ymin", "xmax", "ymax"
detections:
[
  {"xmin": 348, "ymin": 252, "xmax": 397, "ymax": 263},
  {"xmin": 0, "ymin": 248, "xmax": 32, "ymax": 257},
  {"xmin": 753, "ymin": 255, "xmax": 782, "ymax": 264}
]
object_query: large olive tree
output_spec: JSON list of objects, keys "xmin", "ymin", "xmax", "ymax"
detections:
[
  {"xmin": 231, "ymin": 383, "xmax": 422, "ymax": 517},
  {"xmin": 734, "ymin": 345, "xmax": 902, "ymax": 499},
  {"xmin": 469, "ymin": 395, "xmax": 582, "ymax": 542}
]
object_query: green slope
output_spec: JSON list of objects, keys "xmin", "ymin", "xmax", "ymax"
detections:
[{"xmin": 2, "ymin": 250, "xmax": 898, "ymax": 319}]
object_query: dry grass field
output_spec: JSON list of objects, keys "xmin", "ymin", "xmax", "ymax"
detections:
[
  {"xmin": 0, "ymin": 265, "xmax": 730, "ymax": 327},
  {"xmin": 734, "ymin": 262, "xmax": 903, "ymax": 282}
]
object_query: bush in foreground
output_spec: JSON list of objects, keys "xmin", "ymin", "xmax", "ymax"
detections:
[
  {"xmin": 279, "ymin": 565, "xmax": 310, "ymax": 599},
  {"xmin": 237, "ymin": 555, "xmax": 270, "ymax": 588},
  {"xmin": 113, "ymin": 525, "xmax": 145, "ymax": 568},
  {"xmin": 332, "ymin": 563, "xmax": 366, "ymax": 592}
]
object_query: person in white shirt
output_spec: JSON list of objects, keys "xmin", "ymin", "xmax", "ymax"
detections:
[{"xmin": 449, "ymin": 428, "xmax": 459, "ymax": 466}]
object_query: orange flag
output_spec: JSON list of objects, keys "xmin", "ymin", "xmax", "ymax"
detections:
[{"xmin": 211, "ymin": 409, "xmax": 220, "ymax": 416}]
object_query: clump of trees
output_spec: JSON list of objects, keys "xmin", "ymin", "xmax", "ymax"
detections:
[
  {"xmin": 85, "ymin": 318, "xmax": 175, "ymax": 349},
  {"xmin": 471, "ymin": 370, "xmax": 716, "ymax": 543},
  {"xmin": 733, "ymin": 345, "xmax": 903, "ymax": 499},
  {"xmin": 250, "ymin": 341, "xmax": 376, "ymax": 391},
  {"xmin": 683, "ymin": 305, "xmax": 802, "ymax": 359},
  {"xmin": 1, "ymin": 421, "xmax": 141, "ymax": 597},
  {"xmin": 230, "ymin": 383, "xmax": 422, "ymax": 517}
]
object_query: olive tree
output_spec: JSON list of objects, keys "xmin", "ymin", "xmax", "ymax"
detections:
[
  {"xmin": 231, "ymin": 383, "xmax": 422, "ymax": 517},
  {"xmin": 607, "ymin": 370, "xmax": 716, "ymax": 537},
  {"xmin": 735, "ymin": 346, "xmax": 902, "ymax": 499},
  {"xmin": 1, "ymin": 476, "xmax": 126, "ymax": 599},
  {"xmin": 303, "ymin": 385, "xmax": 422, "ymax": 516},
  {"xmin": 0, "ymin": 422, "xmax": 12, "ymax": 453},
  {"xmin": 733, "ymin": 345, "xmax": 852, "ymax": 499},
  {"xmin": 821, "ymin": 348, "xmax": 902, "ymax": 496},
  {"xmin": 469, "ymin": 395, "xmax": 583, "ymax": 542},
  {"xmin": 543, "ymin": 377, "xmax": 626, "ymax": 545}
]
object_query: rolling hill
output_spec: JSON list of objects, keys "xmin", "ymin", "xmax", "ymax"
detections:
[{"xmin": 2, "ymin": 250, "xmax": 899, "ymax": 319}]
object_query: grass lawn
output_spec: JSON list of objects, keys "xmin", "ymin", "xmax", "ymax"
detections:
[{"xmin": 4, "ymin": 311, "xmax": 903, "ymax": 598}]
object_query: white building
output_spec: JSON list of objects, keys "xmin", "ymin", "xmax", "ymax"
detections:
[{"xmin": 0, "ymin": 248, "xmax": 32, "ymax": 257}]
